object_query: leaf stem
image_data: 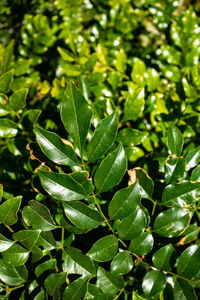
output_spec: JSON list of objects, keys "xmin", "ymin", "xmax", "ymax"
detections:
[
  {"xmin": 166, "ymin": 270, "xmax": 200, "ymax": 287},
  {"xmin": 5, "ymin": 225, "xmax": 14, "ymax": 233},
  {"xmin": 94, "ymin": 197, "xmax": 114, "ymax": 233},
  {"xmin": 8, "ymin": 284, "xmax": 25, "ymax": 292},
  {"xmin": 113, "ymin": 283, "xmax": 126, "ymax": 300}
]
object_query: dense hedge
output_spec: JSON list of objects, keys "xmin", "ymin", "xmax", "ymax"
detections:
[{"xmin": 0, "ymin": 1, "xmax": 200, "ymax": 299}]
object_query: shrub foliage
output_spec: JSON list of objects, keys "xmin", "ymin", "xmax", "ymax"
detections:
[{"xmin": 0, "ymin": 0, "xmax": 200, "ymax": 299}]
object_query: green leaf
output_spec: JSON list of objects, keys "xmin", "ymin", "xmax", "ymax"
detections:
[
  {"xmin": 63, "ymin": 247, "xmax": 96, "ymax": 276},
  {"xmin": 0, "ymin": 261, "xmax": 27, "ymax": 286},
  {"xmin": 96, "ymin": 44, "xmax": 108, "ymax": 65},
  {"xmin": 63, "ymin": 276, "xmax": 89, "ymax": 300},
  {"xmin": 57, "ymin": 46, "xmax": 75, "ymax": 62},
  {"xmin": 85, "ymin": 284, "xmax": 109, "ymax": 300},
  {"xmin": 131, "ymin": 58, "xmax": 146, "ymax": 86},
  {"xmin": 69, "ymin": 171, "xmax": 94, "ymax": 195},
  {"xmin": 62, "ymin": 201, "xmax": 102, "ymax": 231},
  {"xmin": 153, "ymin": 208, "xmax": 190, "ymax": 237},
  {"xmin": 129, "ymin": 168, "xmax": 154, "ymax": 199},
  {"xmin": 36, "ymin": 231, "xmax": 56, "ymax": 250},
  {"xmin": 115, "ymin": 49, "xmax": 127, "ymax": 73},
  {"xmin": 34, "ymin": 126, "xmax": 78, "ymax": 166},
  {"xmin": 13, "ymin": 230, "xmax": 40, "ymax": 250},
  {"xmin": 9, "ymin": 88, "xmax": 28, "ymax": 111},
  {"xmin": 44, "ymin": 272, "xmax": 66, "ymax": 299},
  {"xmin": 94, "ymin": 143, "xmax": 127, "ymax": 193},
  {"xmin": 3, "ymin": 40, "xmax": 14, "ymax": 71},
  {"xmin": 0, "ymin": 70, "xmax": 14, "ymax": 93},
  {"xmin": 97, "ymin": 266, "xmax": 124, "ymax": 296},
  {"xmin": 38, "ymin": 170, "xmax": 88, "ymax": 201},
  {"xmin": 0, "ymin": 196, "xmax": 22, "ymax": 225},
  {"xmin": 162, "ymin": 64, "xmax": 181, "ymax": 82},
  {"xmin": 116, "ymin": 128, "xmax": 148, "ymax": 147},
  {"xmin": 174, "ymin": 279, "xmax": 198, "ymax": 300},
  {"xmin": 110, "ymin": 250, "xmax": 133, "ymax": 275},
  {"xmin": 164, "ymin": 155, "xmax": 186, "ymax": 184},
  {"xmin": 178, "ymin": 224, "xmax": 199, "ymax": 245},
  {"xmin": 108, "ymin": 182, "xmax": 141, "ymax": 220},
  {"xmin": 61, "ymin": 82, "xmax": 92, "ymax": 154},
  {"xmin": 152, "ymin": 244, "xmax": 176, "ymax": 271},
  {"xmin": 22, "ymin": 200, "xmax": 56, "ymax": 231},
  {"xmin": 186, "ymin": 148, "xmax": 200, "ymax": 171},
  {"xmin": 122, "ymin": 88, "xmax": 145, "ymax": 122},
  {"xmin": 117, "ymin": 207, "xmax": 146, "ymax": 240},
  {"xmin": 87, "ymin": 234, "xmax": 118, "ymax": 262},
  {"xmin": 147, "ymin": 68, "xmax": 160, "ymax": 92},
  {"xmin": 176, "ymin": 245, "xmax": 200, "ymax": 278},
  {"xmin": 2, "ymin": 244, "xmax": 29, "ymax": 266},
  {"xmin": 142, "ymin": 271, "xmax": 167, "ymax": 298},
  {"xmin": 167, "ymin": 125, "xmax": 183, "ymax": 156},
  {"xmin": 0, "ymin": 233, "xmax": 14, "ymax": 252},
  {"xmin": 129, "ymin": 232, "xmax": 154, "ymax": 255},
  {"xmin": 87, "ymin": 111, "xmax": 118, "ymax": 162},
  {"xmin": 35, "ymin": 259, "xmax": 56, "ymax": 277},
  {"xmin": 161, "ymin": 181, "xmax": 200, "ymax": 207},
  {"xmin": 0, "ymin": 118, "xmax": 18, "ymax": 138},
  {"xmin": 191, "ymin": 165, "xmax": 200, "ymax": 181}
]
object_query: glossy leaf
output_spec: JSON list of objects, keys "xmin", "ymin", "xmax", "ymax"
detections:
[
  {"xmin": 142, "ymin": 271, "xmax": 167, "ymax": 298},
  {"xmin": 87, "ymin": 234, "xmax": 118, "ymax": 262},
  {"xmin": 44, "ymin": 272, "xmax": 66, "ymax": 298},
  {"xmin": 38, "ymin": 170, "xmax": 88, "ymax": 201},
  {"xmin": 0, "ymin": 70, "xmax": 14, "ymax": 93},
  {"xmin": 13, "ymin": 230, "xmax": 40, "ymax": 250},
  {"xmin": 167, "ymin": 125, "xmax": 183, "ymax": 156},
  {"xmin": 116, "ymin": 128, "xmax": 147, "ymax": 147},
  {"xmin": 36, "ymin": 231, "xmax": 56, "ymax": 250},
  {"xmin": 62, "ymin": 201, "xmax": 102, "ymax": 231},
  {"xmin": 153, "ymin": 208, "xmax": 190, "ymax": 237},
  {"xmin": 87, "ymin": 111, "xmax": 118, "ymax": 162},
  {"xmin": 0, "ymin": 196, "xmax": 22, "ymax": 225},
  {"xmin": 174, "ymin": 279, "xmax": 198, "ymax": 300},
  {"xmin": 0, "ymin": 233, "xmax": 14, "ymax": 252},
  {"xmin": 0, "ymin": 261, "xmax": 27, "ymax": 286},
  {"xmin": 85, "ymin": 284, "xmax": 109, "ymax": 300},
  {"xmin": 94, "ymin": 143, "xmax": 127, "ymax": 193},
  {"xmin": 108, "ymin": 182, "xmax": 141, "ymax": 220},
  {"xmin": 186, "ymin": 148, "xmax": 200, "ymax": 171},
  {"xmin": 61, "ymin": 82, "xmax": 92, "ymax": 154},
  {"xmin": 164, "ymin": 155, "xmax": 186, "ymax": 184},
  {"xmin": 35, "ymin": 259, "xmax": 56, "ymax": 277},
  {"xmin": 97, "ymin": 266, "xmax": 124, "ymax": 296},
  {"xmin": 22, "ymin": 200, "xmax": 56, "ymax": 231},
  {"xmin": 162, "ymin": 181, "xmax": 200, "ymax": 207},
  {"xmin": 117, "ymin": 207, "xmax": 146, "ymax": 240},
  {"xmin": 115, "ymin": 49, "xmax": 127, "ymax": 73},
  {"xmin": 110, "ymin": 250, "xmax": 133, "ymax": 275},
  {"xmin": 152, "ymin": 244, "xmax": 176, "ymax": 271},
  {"xmin": 34, "ymin": 126, "xmax": 78, "ymax": 166},
  {"xmin": 2, "ymin": 243, "xmax": 29, "ymax": 266},
  {"xmin": 176, "ymin": 245, "xmax": 200, "ymax": 278},
  {"xmin": 9, "ymin": 88, "xmax": 28, "ymax": 111},
  {"xmin": 177, "ymin": 224, "xmax": 199, "ymax": 245},
  {"xmin": 128, "ymin": 168, "xmax": 154, "ymax": 199},
  {"xmin": 122, "ymin": 88, "xmax": 144, "ymax": 122},
  {"xmin": 63, "ymin": 247, "xmax": 96, "ymax": 276},
  {"xmin": 190, "ymin": 165, "xmax": 200, "ymax": 181},
  {"xmin": 129, "ymin": 232, "xmax": 154, "ymax": 255},
  {"xmin": 0, "ymin": 118, "xmax": 18, "ymax": 138},
  {"xmin": 63, "ymin": 276, "xmax": 89, "ymax": 300}
]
